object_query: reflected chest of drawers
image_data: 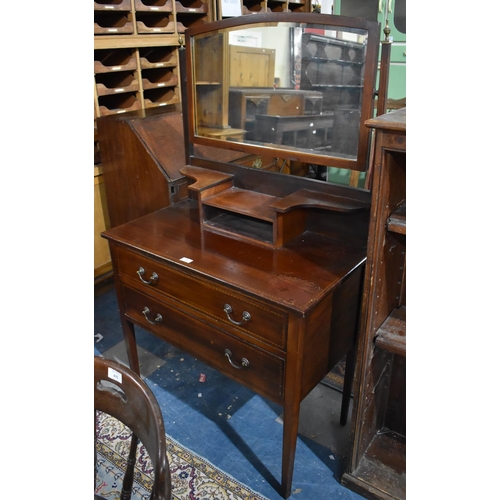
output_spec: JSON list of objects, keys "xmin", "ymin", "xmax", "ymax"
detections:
[{"xmin": 103, "ymin": 199, "xmax": 366, "ymax": 498}]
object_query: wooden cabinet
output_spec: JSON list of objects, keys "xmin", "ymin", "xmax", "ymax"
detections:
[
  {"xmin": 239, "ymin": 0, "xmax": 310, "ymax": 15},
  {"xmin": 192, "ymin": 30, "xmax": 230, "ymax": 131},
  {"xmin": 94, "ymin": 0, "xmax": 214, "ymax": 116},
  {"xmin": 342, "ymin": 107, "xmax": 406, "ymax": 500},
  {"xmin": 301, "ymin": 32, "xmax": 365, "ymax": 111},
  {"xmin": 94, "ymin": 1, "xmax": 214, "ymax": 281},
  {"xmin": 300, "ymin": 32, "xmax": 365, "ymax": 158}
]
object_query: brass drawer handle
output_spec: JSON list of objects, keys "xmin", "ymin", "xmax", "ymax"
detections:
[
  {"xmin": 142, "ymin": 307, "xmax": 163, "ymax": 324},
  {"xmin": 223, "ymin": 304, "xmax": 251, "ymax": 326},
  {"xmin": 137, "ymin": 267, "xmax": 158, "ymax": 285},
  {"xmin": 224, "ymin": 349, "xmax": 249, "ymax": 370}
]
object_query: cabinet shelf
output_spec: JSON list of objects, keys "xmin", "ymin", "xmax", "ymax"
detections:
[
  {"xmin": 196, "ymin": 81, "xmax": 222, "ymax": 86},
  {"xmin": 139, "ymin": 46, "xmax": 177, "ymax": 68},
  {"xmin": 305, "ymin": 57, "xmax": 363, "ymax": 66},
  {"xmin": 143, "ymin": 87, "xmax": 179, "ymax": 107},
  {"xmin": 287, "ymin": 3, "xmax": 307, "ymax": 11},
  {"xmin": 94, "ymin": 12, "xmax": 134, "ymax": 34},
  {"xmin": 310, "ymin": 84, "xmax": 362, "ymax": 90},
  {"xmin": 181, "ymin": 165, "xmax": 369, "ymax": 247},
  {"xmin": 175, "ymin": 0, "xmax": 209, "ymax": 14},
  {"xmin": 141, "ymin": 67, "xmax": 178, "ymax": 89},
  {"xmin": 136, "ymin": 13, "xmax": 176, "ymax": 33},
  {"xmin": 94, "ymin": 0, "xmax": 132, "ymax": 11},
  {"xmin": 94, "ymin": 48, "xmax": 137, "ymax": 73},
  {"xmin": 241, "ymin": 3, "xmax": 265, "ymax": 14},
  {"xmin": 134, "ymin": 0, "xmax": 173, "ymax": 12},
  {"xmin": 98, "ymin": 92, "xmax": 142, "ymax": 116},
  {"xmin": 175, "ymin": 15, "xmax": 207, "ymax": 32},
  {"xmin": 95, "ymin": 71, "xmax": 139, "ymax": 96},
  {"xmin": 268, "ymin": 1, "xmax": 288, "ymax": 12},
  {"xmin": 345, "ymin": 431, "xmax": 405, "ymax": 500},
  {"xmin": 387, "ymin": 201, "xmax": 406, "ymax": 235},
  {"xmin": 375, "ymin": 306, "xmax": 406, "ymax": 357}
]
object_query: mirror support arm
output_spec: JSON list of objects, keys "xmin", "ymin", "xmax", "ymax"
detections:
[
  {"xmin": 377, "ymin": 20, "xmax": 392, "ymax": 116},
  {"xmin": 178, "ymin": 37, "xmax": 193, "ymax": 165}
]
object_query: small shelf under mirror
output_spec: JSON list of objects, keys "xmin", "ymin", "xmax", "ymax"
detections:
[{"xmin": 181, "ymin": 165, "xmax": 369, "ymax": 247}]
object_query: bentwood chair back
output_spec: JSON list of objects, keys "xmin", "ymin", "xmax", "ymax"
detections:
[{"xmin": 94, "ymin": 355, "xmax": 171, "ymax": 500}]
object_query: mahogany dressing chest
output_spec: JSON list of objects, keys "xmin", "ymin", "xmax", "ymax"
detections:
[{"xmin": 101, "ymin": 12, "xmax": 391, "ymax": 498}]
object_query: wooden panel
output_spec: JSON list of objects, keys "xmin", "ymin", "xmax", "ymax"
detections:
[
  {"xmin": 344, "ymin": 108, "xmax": 406, "ymax": 500},
  {"xmin": 229, "ymin": 45, "xmax": 276, "ymax": 87},
  {"xmin": 375, "ymin": 306, "xmax": 406, "ymax": 356},
  {"xmin": 97, "ymin": 108, "xmax": 183, "ymax": 228}
]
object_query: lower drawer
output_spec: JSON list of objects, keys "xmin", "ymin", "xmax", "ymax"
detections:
[{"xmin": 122, "ymin": 286, "xmax": 285, "ymax": 403}]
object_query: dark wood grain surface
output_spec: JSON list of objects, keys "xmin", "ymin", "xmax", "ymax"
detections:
[{"xmin": 103, "ymin": 199, "xmax": 366, "ymax": 314}]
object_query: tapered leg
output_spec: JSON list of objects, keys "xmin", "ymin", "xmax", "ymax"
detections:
[
  {"xmin": 121, "ymin": 317, "xmax": 140, "ymax": 374},
  {"xmin": 340, "ymin": 346, "xmax": 356, "ymax": 426},
  {"xmin": 281, "ymin": 402, "xmax": 300, "ymax": 499}
]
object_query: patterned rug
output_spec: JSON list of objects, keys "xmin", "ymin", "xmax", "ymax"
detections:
[{"xmin": 95, "ymin": 411, "xmax": 269, "ymax": 500}]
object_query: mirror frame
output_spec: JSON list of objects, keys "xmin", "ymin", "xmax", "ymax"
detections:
[{"xmin": 184, "ymin": 12, "xmax": 381, "ymax": 172}]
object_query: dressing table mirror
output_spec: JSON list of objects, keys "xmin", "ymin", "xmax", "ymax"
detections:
[
  {"xmin": 185, "ymin": 12, "xmax": 383, "ymax": 174},
  {"xmin": 102, "ymin": 11, "xmax": 390, "ymax": 499}
]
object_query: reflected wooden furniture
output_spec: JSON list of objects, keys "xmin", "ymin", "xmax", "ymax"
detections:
[
  {"xmin": 94, "ymin": 356, "xmax": 171, "ymax": 499},
  {"xmin": 254, "ymin": 113, "xmax": 332, "ymax": 150},
  {"xmin": 300, "ymin": 32, "xmax": 365, "ymax": 159},
  {"xmin": 342, "ymin": 108, "xmax": 406, "ymax": 500},
  {"xmin": 228, "ymin": 88, "xmax": 323, "ymax": 139},
  {"xmin": 229, "ymin": 45, "xmax": 276, "ymax": 87}
]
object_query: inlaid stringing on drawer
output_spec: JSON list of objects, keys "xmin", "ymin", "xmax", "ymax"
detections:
[
  {"xmin": 122, "ymin": 285, "xmax": 285, "ymax": 402},
  {"xmin": 115, "ymin": 247, "xmax": 288, "ymax": 350}
]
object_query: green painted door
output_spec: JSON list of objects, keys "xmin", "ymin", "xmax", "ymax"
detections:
[
  {"xmin": 332, "ymin": 0, "xmax": 406, "ymax": 100},
  {"xmin": 327, "ymin": 0, "xmax": 406, "ymax": 186}
]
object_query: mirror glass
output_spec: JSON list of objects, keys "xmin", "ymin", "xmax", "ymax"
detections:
[{"xmin": 188, "ymin": 16, "xmax": 378, "ymax": 173}]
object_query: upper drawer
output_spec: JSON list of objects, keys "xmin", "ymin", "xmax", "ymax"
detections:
[{"xmin": 115, "ymin": 247, "xmax": 288, "ymax": 350}]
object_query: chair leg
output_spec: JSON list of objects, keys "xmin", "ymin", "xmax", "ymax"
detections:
[
  {"xmin": 340, "ymin": 347, "xmax": 356, "ymax": 426},
  {"xmin": 121, "ymin": 433, "xmax": 138, "ymax": 500}
]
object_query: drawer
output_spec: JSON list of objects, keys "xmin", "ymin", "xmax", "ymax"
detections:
[
  {"xmin": 115, "ymin": 247, "xmax": 288, "ymax": 350},
  {"xmin": 122, "ymin": 286, "xmax": 285, "ymax": 403}
]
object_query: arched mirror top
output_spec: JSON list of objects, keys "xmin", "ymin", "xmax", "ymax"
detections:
[{"xmin": 185, "ymin": 12, "xmax": 381, "ymax": 173}]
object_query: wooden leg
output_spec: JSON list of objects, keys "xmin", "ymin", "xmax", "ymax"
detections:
[
  {"xmin": 340, "ymin": 346, "xmax": 356, "ymax": 426},
  {"xmin": 281, "ymin": 403, "xmax": 300, "ymax": 499},
  {"xmin": 280, "ymin": 317, "xmax": 306, "ymax": 498},
  {"xmin": 121, "ymin": 433, "xmax": 138, "ymax": 500},
  {"xmin": 121, "ymin": 317, "xmax": 140, "ymax": 374}
]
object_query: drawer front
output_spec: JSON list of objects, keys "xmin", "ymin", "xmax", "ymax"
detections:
[
  {"xmin": 115, "ymin": 247, "xmax": 288, "ymax": 350},
  {"xmin": 122, "ymin": 286, "xmax": 285, "ymax": 403}
]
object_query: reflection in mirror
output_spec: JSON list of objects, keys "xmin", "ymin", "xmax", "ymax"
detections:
[{"xmin": 190, "ymin": 18, "xmax": 376, "ymax": 175}]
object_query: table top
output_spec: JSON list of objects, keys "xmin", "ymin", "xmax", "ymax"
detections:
[{"xmin": 102, "ymin": 199, "xmax": 366, "ymax": 314}]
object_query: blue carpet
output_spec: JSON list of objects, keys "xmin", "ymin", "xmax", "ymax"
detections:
[{"xmin": 94, "ymin": 288, "xmax": 366, "ymax": 500}]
